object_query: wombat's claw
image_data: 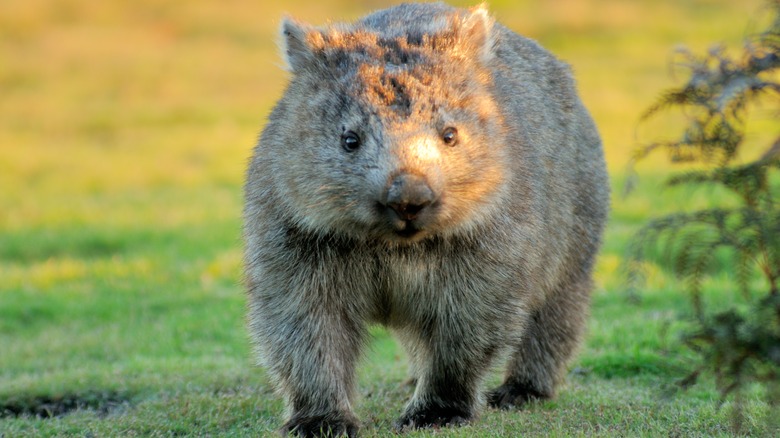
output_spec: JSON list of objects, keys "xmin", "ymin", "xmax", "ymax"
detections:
[
  {"xmin": 280, "ymin": 415, "xmax": 359, "ymax": 437},
  {"xmin": 393, "ymin": 405, "xmax": 471, "ymax": 432},
  {"xmin": 486, "ymin": 382, "xmax": 548, "ymax": 410}
]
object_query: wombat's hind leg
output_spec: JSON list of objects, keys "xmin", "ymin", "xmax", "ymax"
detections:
[{"xmin": 487, "ymin": 279, "xmax": 590, "ymax": 409}]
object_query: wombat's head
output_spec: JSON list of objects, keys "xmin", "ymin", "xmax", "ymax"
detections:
[{"xmin": 265, "ymin": 5, "xmax": 509, "ymax": 244}]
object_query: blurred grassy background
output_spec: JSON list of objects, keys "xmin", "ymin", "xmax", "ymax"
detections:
[
  {"xmin": 1, "ymin": 0, "xmax": 775, "ymax": 436},
  {"xmin": 0, "ymin": 0, "xmax": 769, "ymax": 200},
  {"xmin": 0, "ymin": 0, "xmax": 770, "ymax": 316}
]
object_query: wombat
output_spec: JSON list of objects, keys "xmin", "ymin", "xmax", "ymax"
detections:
[{"xmin": 244, "ymin": 2, "xmax": 609, "ymax": 436}]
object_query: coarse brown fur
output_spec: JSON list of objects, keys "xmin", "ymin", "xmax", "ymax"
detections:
[{"xmin": 243, "ymin": 3, "xmax": 609, "ymax": 436}]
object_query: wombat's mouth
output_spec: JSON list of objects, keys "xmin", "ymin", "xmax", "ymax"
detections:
[
  {"xmin": 395, "ymin": 222, "xmax": 422, "ymax": 238},
  {"xmin": 374, "ymin": 200, "xmax": 438, "ymax": 242}
]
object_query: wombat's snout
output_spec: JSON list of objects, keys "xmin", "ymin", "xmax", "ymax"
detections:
[{"xmin": 381, "ymin": 173, "xmax": 437, "ymax": 222}]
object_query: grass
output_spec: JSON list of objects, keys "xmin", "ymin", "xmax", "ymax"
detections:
[{"xmin": 0, "ymin": 0, "xmax": 776, "ymax": 436}]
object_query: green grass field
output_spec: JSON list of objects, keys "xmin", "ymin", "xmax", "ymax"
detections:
[{"xmin": 1, "ymin": 0, "xmax": 776, "ymax": 436}]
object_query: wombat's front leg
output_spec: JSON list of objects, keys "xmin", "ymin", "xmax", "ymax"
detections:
[
  {"xmin": 273, "ymin": 311, "xmax": 364, "ymax": 437},
  {"xmin": 393, "ymin": 326, "xmax": 499, "ymax": 431},
  {"xmin": 248, "ymin": 282, "xmax": 366, "ymax": 437}
]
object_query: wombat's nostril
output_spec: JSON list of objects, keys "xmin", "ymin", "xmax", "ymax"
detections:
[
  {"xmin": 387, "ymin": 200, "xmax": 431, "ymax": 221},
  {"xmin": 384, "ymin": 174, "xmax": 436, "ymax": 221}
]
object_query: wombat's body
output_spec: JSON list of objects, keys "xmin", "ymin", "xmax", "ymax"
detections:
[{"xmin": 244, "ymin": 3, "xmax": 609, "ymax": 436}]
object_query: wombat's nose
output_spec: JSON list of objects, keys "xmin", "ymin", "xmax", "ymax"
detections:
[{"xmin": 383, "ymin": 174, "xmax": 436, "ymax": 221}]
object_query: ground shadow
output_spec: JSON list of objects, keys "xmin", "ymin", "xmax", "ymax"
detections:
[{"xmin": 0, "ymin": 390, "xmax": 132, "ymax": 419}]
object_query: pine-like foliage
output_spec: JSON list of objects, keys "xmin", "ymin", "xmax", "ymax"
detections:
[{"xmin": 627, "ymin": 0, "xmax": 780, "ymax": 427}]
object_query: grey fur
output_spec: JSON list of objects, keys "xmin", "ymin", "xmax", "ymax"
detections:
[{"xmin": 244, "ymin": 3, "xmax": 609, "ymax": 436}]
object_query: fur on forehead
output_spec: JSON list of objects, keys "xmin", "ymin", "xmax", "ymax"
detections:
[{"xmin": 280, "ymin": 5, "xmax": 495, "ymax": 75}]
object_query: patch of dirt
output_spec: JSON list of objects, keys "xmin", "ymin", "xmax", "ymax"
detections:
[{"xmin": 0, "ymin": 391, "xmax": 132, "ymax": 419}]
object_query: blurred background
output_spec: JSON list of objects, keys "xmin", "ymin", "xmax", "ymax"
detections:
[
  {"xmin": 1, "ymin": 0, "xmax": 775, "ymax": 435},
  {"xmin": 0, "ymin": 0, "xmax": 767, "ymax": 200},
  {"xmin": 0, "ymin": 0, "xmax": 769, "ymax": 306}
]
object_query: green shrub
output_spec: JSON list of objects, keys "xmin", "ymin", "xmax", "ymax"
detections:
[{"xmin": 627, "ymin": 0, "xmax": 780, "ymax": 431}]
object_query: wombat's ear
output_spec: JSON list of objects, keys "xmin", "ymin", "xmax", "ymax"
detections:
[
  {"xmin": 279, "ymin": 17, "xmax": 322, "ymax": 73},
  {"xmin": 457, "ymin": 4, "xmax": 495, "ymax": 63}
]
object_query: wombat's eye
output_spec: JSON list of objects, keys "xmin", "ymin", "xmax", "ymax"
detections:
[
  {"xmin": 341, "ymin": 131, "xmax": 361, "ymax": 152},
  {"xmin": 442, "ymin": 127, "xmax": 458, "ymax": 146}
]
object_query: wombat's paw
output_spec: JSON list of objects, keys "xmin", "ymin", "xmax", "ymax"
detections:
[
  {"xmin": 486, "ymin": 382, "xmax": 549, "ymax": 410},
  {"xmin": 393, "ymin": 404, "xmax": 471, "ymax": 432},
  {"xmin": 280, "ymin": 414, "xmax": 359, "ymax": 437}
]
